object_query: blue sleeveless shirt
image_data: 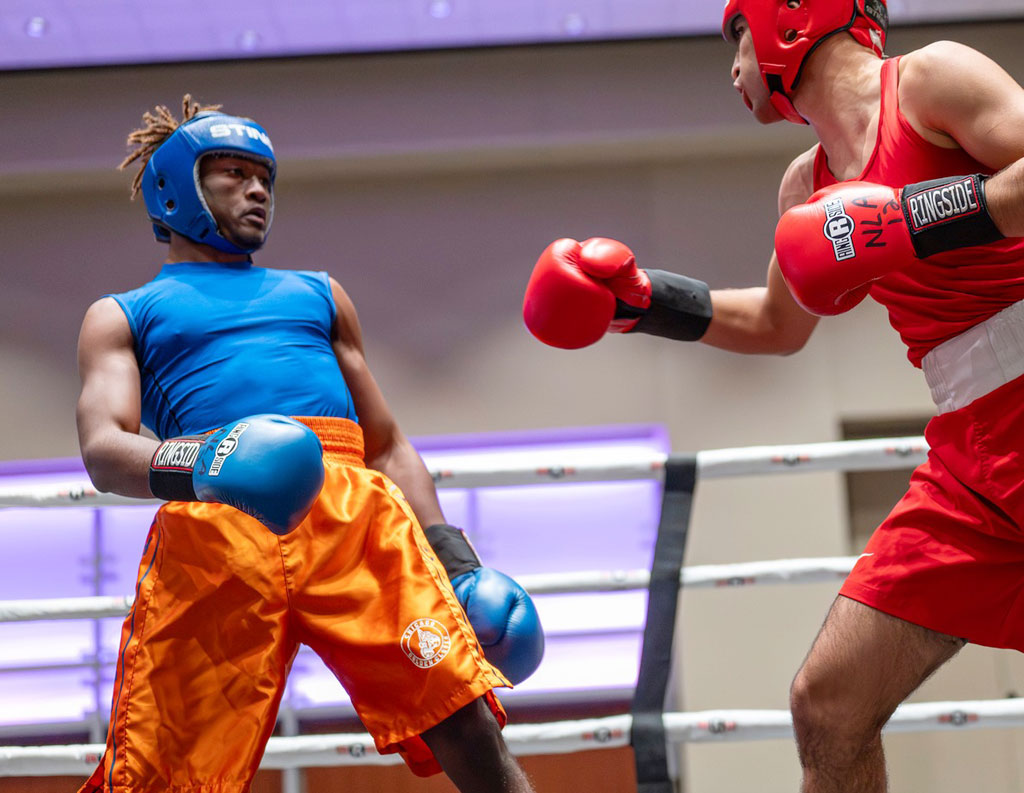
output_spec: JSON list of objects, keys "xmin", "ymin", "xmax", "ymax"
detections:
[{"xmin": 109, "ymin": 262, "xmax": 358, "ymax": 440}]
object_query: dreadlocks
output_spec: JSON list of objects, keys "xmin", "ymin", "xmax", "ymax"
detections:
[{"xmin": 119, "ymin": 94, "xmax": 222, "ymax": 198}]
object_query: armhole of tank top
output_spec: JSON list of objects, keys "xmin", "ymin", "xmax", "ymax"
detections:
[
  {"xmin": 104, "ymin": 294, "xmax": 141, "ymax": 356},
  {"xmin": 884, "ymin": 55, "xmax": 937, "ymax": 150},
  {"xmin": 104, "ymin": 293, "xmax": 185, "ymax": 439},
  {"xmin": 811, "ymin": 144, "xmax": 832, "ymax": 191},
  {"xmin": 317, "ymin": 271, "xmax": 338, "ymax": 325}
]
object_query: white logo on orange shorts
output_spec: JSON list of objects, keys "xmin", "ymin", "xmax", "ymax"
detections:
[
  {"xmin": 401, "ymin": 618, "xmax": 451, "ymax": 668},
  {"xmin": 386, "ymin": 482, "xmax": 407, "ymax": 503}
]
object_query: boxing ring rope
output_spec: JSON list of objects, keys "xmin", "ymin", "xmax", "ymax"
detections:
[
  {"xmin": 0, "ymin": 435, "xmax": 929, "ymax": 508},
  {"xmin": 0, "ymin": 557, "xmax": 860, "ymax": 623},
  {"xmin": 4, "ymin": 697, "xmax": 1024, "ymax": 775},
  {"xmin": 11, "ymin": 432, "xmax": 1020, "ymax": 781}
]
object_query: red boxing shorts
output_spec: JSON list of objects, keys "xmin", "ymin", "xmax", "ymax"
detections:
[
  {"xmin": 841, "ymin": 372, "xmax": 1024, "ymax": 650},
  {"xmin": 79, "ymin": 417, "xmax": 508, "ymax": 793}
]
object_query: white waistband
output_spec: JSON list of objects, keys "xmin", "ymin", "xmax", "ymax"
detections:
[{"xmin": 921, "ymin": 299, "xmax": 1024, "ymax": 415}]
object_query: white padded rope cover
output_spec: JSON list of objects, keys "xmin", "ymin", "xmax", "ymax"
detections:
[
  {"xmin": 0, "ymin": 557, "xmax": 857, "ymax": 623},
  {"xmin": 0, "ymin": 436, "xmax": 928, "ymax": 508},
  {"xmin": 4, "ymin": 699, "xmax": 1024, "ymax": 776},
  {"xmin": 0, "ymin": 595, "xmax": 136, "ymax": 622}
]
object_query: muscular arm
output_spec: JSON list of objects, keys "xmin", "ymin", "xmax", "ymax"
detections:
[
  {"xmin": 902, "ymin": 41, "xmax": 1024, "ymax": 235},
  {"xmin": 702, "ymin": 260, "xmax": 819, "ymax": 354},
  {"xmin": 76, "ymin": 298, "xmax": 159, "ymax": 497},
  {"xmin": 328, "ymin": 277, "xmax": 445, "ymax": 527},
  {"xmin": 699, "ymin": 147, "xmax": 820, "ymax": 355}
]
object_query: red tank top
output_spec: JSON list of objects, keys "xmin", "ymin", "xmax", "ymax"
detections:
[{"xmin": 812, "ymin": 56, "xmax": 1024, "ymax": 366}]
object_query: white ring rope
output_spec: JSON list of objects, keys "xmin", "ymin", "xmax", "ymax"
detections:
[
  {"xmin": 3, "ymin": 698, "xmax": 1023, "ymax": 776},
  {"xmin": 0, "ymin": 557, "xmax": 857, "ymax": 623},
  {"xmin": 0, "ymin": 436, "xmax": 928, "ymax": 508}
]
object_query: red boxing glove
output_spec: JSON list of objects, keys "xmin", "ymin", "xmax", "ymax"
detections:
[
  {"xmin": 774, "ymin": 181, "xmax": 914, "ymax": 315},
  {"xmin": 522, "ymin": 237, "xmax": 652, "ymax": 349},
  {"xmin": 776, "ymin": 175, "xmax": 1003, "ymax": 316},
  {"xmin": 576, "ymin": 237, "xmax": 652, "ymax": 332}
]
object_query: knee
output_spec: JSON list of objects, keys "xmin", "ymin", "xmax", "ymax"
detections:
[
  {"xmin": 790, "ymin": 664, "xmax": 886, "ymax": 745},
  {"xmin": 789, "ymin": 664, "xmax": 835, "ymax": 738}
]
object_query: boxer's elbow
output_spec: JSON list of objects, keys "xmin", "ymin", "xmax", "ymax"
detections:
[
  {"xmin": 81, "ymin": 441, "xmax": 119, "ymax": 493},
  {"xmin": 80, "ymin": 433, "xmax": 138, "ymax": 496},
  {"xmin": 773, "ymin": 332, "xmax": 811, "ymax": 356},
  {"xmin": 766, "ymin": 307, "xmax": 818, "ymax": 356}
]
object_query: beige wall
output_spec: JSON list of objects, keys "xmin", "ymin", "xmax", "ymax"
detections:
[{"xmin": 3, "ymin": 18, "xmax": 1024, "ymax": 792}]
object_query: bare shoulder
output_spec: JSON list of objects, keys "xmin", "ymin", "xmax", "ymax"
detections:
[
  {"xmin": 899, "ymin": 42, "xmax": 1018, "ymax": 126},
  {"xmin": 77, "ymin": 297, "xmax": 137, "ymax": 382},
  {"xmin": 327, "ymin": 275, "xmax": 358, "ymax": 320},
  {"xmin": 899, "ymin": 41, "xmax": 996, "ymax": 89},
  {"xmin": 326, "ymin": 275, "xmax": 366, "ymax": 349},
  {"xmin": 80, "ymin": 297, "xmax": 132, "ymax": 344},
  {"xmin": 778, "ymin": 146, "xmax": 818, "ymax": 215}
]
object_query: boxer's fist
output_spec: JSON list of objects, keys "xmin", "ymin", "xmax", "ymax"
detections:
[
  {"xmin": 776, "ymin": 175, "xmax": 1003, "ymax": 316},
  {"xmin": 424, "ymin": 523, "xmax": 544, "ymax": 684},
  {"xmin": 149, "ymin": 414, "xmax": 325, "ymax": 534},
  {"xmin": 775, "ymin": 181, "xmax": 915, "ymax": 315},
  {"xmin": 523, "ymin": 237, "xmax": 651, "ymax": 349},
  {"xmin": 577, "ymin": 237, "xmax": 652, "ymax": 330},
  {"xmin": 451, "ymin": 567, "xmax": 545, "ymax": 685}
]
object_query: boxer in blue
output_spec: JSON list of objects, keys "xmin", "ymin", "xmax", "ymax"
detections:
[{"xmin": 75, "ymin": 95, "xmax": 542, "ymax": 792}]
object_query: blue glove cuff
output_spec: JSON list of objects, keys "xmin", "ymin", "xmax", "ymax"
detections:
[{"xmin": 424, "ymin": 523, "xmax": 481, "ymax": 580}]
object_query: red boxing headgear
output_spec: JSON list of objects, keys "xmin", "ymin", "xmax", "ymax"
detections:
[{"xmin": 722, "ymin": 0, "xmax": 888, "ymax": 124}]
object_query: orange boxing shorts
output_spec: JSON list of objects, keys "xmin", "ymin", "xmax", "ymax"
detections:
[
  {"xmin": 841, "ymin": 373, "xmax": 1024, "ymax": 650},
  {"xmin": 79, "ymin": 417, "xmax": 508, "ymax": 793}
]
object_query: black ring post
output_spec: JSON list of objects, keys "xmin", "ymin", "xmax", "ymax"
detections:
[{"xmin": 630, "ymin": 453, "xmax": 698, "ymax": 793}]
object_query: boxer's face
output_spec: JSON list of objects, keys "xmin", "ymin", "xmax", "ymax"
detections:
[
  {"xmin": 199, "ymin": 155, "xmax": 273, "ymax": 250},
  {"xmin": 728, "ymin": 16, "xmax": 783, "ymax": 124}
]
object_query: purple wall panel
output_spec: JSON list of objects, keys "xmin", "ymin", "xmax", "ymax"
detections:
[
  {"xmin": 525, "ymin": 632, "xmax": 643, "ymax": 693},
  {"xmin": 538, "ymin": 591, "xmax": 647, "ymax": 634},
  {"xmin": 0, "ymin": 505, "xmax": 95, "ymax": 598},
  {"xmin": 471, "ymin": 480, "xmax": 661, "ymax": 573},
  {"xmin": 99, "ymin": 505, "xmax": 159, "ymax": 595},
  {"xmin": 0, "ymin": 669, "xmax": 95, "ymax": 726},
  {"xmin": 436, "ymin": 489, "xmax": 473, "ymax": 529},
  {"xmin": 0, "ymin": 620, "xmax": 94, "ymax": 672}
]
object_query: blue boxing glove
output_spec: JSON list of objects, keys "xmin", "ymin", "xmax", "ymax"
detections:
[
  {"xmin": 424, "ymin": 523, "xmax": 544, "ymax": 685},
  {"xmin": 149, "ymin": 414, "xmax": 325, "ymax": 535}
]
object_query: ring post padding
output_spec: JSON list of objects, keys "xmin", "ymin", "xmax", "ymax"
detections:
[{"xmin": 630, "ymin": 453, "xmax": 697, "ymax": 793}]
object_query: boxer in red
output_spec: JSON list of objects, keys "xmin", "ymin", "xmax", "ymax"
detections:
[{"xmin": 524, "ymin": 2, "xmax": 1024, "ymax": 790}]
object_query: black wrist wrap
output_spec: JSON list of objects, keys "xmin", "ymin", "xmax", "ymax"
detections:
[
  {"xmin": 149, "ymin": 437, "xmax": 203, "ymax": 502},
  {"xmin": 622, "ymin": 269, "xmax": 713, "ymax": 342},
  {"xmin": 424, "ymin": 523, "xmax": 481, "ymax": 579},
  {"xmin": 901, "ymin": 174, "xmax": 1003, "ymax": 258}
]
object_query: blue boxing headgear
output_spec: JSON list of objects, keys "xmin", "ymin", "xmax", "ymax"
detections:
[{"xmin": 140, "ymin": 111, "xmax": 276, "ymax": 255}]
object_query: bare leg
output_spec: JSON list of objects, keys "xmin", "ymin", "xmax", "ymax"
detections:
[
  {"xmin": 791, "ymin": 595, "xmax": 964, "ymax": 793},
  {"xmin": 421, "ymin": 697, "xmax": 535, "ymax": 793}
]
